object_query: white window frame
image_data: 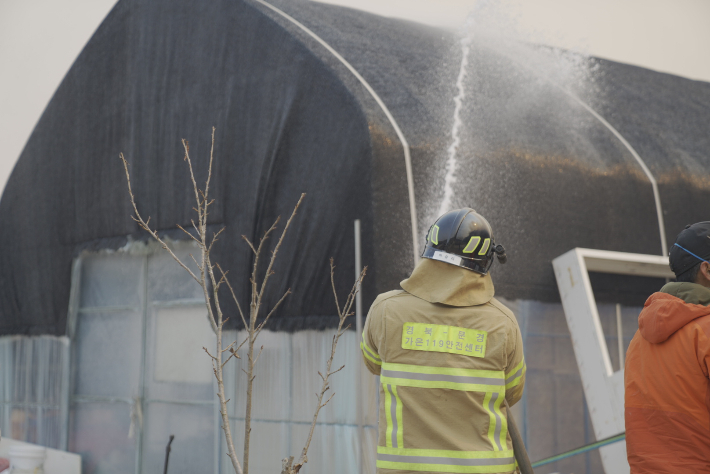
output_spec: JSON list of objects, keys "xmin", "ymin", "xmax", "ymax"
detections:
[{"xmin": 552, "ymin": 248, "xmax": 673, "ymax": 474}]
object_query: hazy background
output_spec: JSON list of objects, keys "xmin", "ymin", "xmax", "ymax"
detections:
[{"xmin": 1, "ymin": 0, "xmax": 709, "ymax": 195}]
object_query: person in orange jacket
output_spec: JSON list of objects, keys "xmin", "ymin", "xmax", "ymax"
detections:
[{"xmin": 625, "ymin": 221, "xmax": 710, "ymax": 473}]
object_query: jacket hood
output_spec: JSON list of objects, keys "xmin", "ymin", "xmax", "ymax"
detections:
[
  {"xmin": 400, "ymin": 258, "xmax": 494, "ymax": 307},
  {"xmin": 639, "ymin": 291, "xmax": 710, "ymax": 343},
  {"xmin": 660, "ymin": 281, "xmax": 710, "ymax": 306}
]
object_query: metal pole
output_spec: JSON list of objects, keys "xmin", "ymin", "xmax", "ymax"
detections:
[
  {"xmin": 616, "ymin": 304, "xmax": 624, "ymax": 369},
  {"xmin": 354, "ymin": 219, "xmax": 364, "ymax": 473}
]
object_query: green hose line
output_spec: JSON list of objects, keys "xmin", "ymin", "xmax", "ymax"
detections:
[{"xmin": 531, "ymin": 432, "xmax": 626, "ymax": 468}]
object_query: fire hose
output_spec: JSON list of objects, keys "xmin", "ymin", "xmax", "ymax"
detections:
[{"xmin": 504, "ymin": 400, "xmax": 535, "ymax": 474}]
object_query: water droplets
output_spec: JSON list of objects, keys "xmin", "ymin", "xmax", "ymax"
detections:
[{"xmin": 437, "ymin": 36, "xmax": 471, "ymax": 218}]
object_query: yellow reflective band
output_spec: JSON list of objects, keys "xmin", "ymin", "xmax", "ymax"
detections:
[
  {"xmin": 382, "ymin": 362, "xmax": 503, "ymax": 379},
  {"xmin": 401, "ymin": 322, "xmax": 487, "ymax": 358},
  {"xmin": 377, "ymin": 446, "xmax": 515, "ymax": 474},
  {"xmin": 483, "ymin": 391, "xmax": 508, "ymax": 451},
  {"xmin": 494, "ymin": 392, "xmax": 507, "ymax": 451},
  {"xmin": 381, "ymin": 362, "xmax": 505, "ymax": 393},
  {"xmin": 463, "ymin": 236, "xmax": 481, "ymax": 254},
  {"xmin": 361, "ymin": 334, "xmax": 382, "ymax": 366},
  {"xmin": 430, "ymin": 225, "xmax": 440, "ymax": 245},
  {"xmin": 383, "ymin": 384, "xmax": 404, "ymax": 448},
  {"xmin": 484, "ymin": 392, "xmax": 496, "ymax": 449},
  {"xmin": 393, "ymin": 385, "xmax": 404, "ymax": 448},
  {"xmin": 384, "ymin": 384, "xmax": 394, "ymax": 447},
  {"xmin": 478, "ymin": 238, "xmax": 491, "ymax": 256},
  {"xmin": 505, "ymin": 359, "xmax": 526, "ymax": 389},
  {"xmin": 506, "ymin": 359, "xmax": 525, "ymax": 379}
]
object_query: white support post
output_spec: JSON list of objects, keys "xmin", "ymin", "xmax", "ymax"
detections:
[
  {"xmin": 354, "ymin": 219, "xmax": 364, "ymax": 473},
  {"xmin": 616, "ymin": 304, "xmax": 624, "ymax": 370},
  {"xmin": 552, "ymin": 248, "xmax": 674, "ymax": 474}
]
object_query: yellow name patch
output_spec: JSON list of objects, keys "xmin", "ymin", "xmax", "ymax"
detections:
[{"xmin": 401, "ymin": 322, "xmax": 487, "ymax": 358}]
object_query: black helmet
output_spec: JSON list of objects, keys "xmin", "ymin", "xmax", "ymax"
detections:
[{"xmin": 422, "ymin": 208, "xmax": 507, "ymax": 275}]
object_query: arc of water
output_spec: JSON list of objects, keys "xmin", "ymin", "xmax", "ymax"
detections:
[
  {"xmin": 250, "ymin": 0, "xmax": 420, "ymax": 267},
  {"xmin": 438, "ymin": 38, "xmax": 471, "ymax": 218},
  {"xmin": 505, "ymin": 56, "xmax": 668, "ymax": 256}
]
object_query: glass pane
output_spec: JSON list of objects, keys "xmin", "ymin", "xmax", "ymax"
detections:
[
  {"xmin": 145, "ymin": 306, "xmax": 215, "ymax": 401},
  {"xmin": 74, "ymin": 311, "xmax": 142, "ymax": 398},
  {"xmin": 80, "ymin": 254, "xmax": 144, "ymax": 309},
  {"xmin": 147, "ymin": 245, "xmax": 203, "ymax": 302},
  {"xmin": 69, "ymin": 402, "xmax": 136, "ymax": 474},
  {"xmin": 141, "ymin": 402, "xmax": 215, "ymax": 474},
  {"xmin": 291, "ymin": 330, "xmax": 357, "ymax": 424}
]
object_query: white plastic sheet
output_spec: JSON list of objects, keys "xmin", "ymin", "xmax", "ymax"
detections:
[
  {"xmin": 0, "ymin": 335, "xmax": 69, "ymax": 449},
  {"xmin": 222, "ymin": 329, "xmax": 378, "ymax": 474}
]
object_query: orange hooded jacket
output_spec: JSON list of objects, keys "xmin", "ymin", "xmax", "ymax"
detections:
[{"xmin": 625, "ymin": 283, "xmax": 710, "ymax": 473}]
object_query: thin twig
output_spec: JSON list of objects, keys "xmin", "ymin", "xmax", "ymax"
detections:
[
  {"xmin": 255, "ymin": 289, "xmax": 291, "ymax": 336},
  {"xmin": 218, "ymin": 264, "xmax": 248, "ymax": 330},
  {"xmin": 119, "ymin": 153, "xmax": 202, "ymax": 287},
  {"xmin": 241, "ymin": 235, "xmax": 257, "ymax": 255},
  {"xmin": 255, "ymin": 195, "xmax": 305, "ymax": 310},
  {"xmin": 176, "ymin": 224, "xmax": 203, "ymax": 246},
  {"xmin": 208, "ymin": 227, "xmax": 226, "ymax": 253},
  {"xmin": 288, "ymin": 261, "xmax": 367, "ymax": 474},
  {"xmin": 330, "ymin": 261, "xmax": 342, "ymax": 318}
]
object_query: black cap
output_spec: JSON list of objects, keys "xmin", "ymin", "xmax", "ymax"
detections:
[{"xmin": 669, "ymin": 221, "xmax": 710, "ymax": 277}]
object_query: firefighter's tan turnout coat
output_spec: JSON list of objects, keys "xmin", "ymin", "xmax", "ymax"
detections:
[{"xmin": 361, "ymin": 258, "xmax": 526, "ymax": 474}]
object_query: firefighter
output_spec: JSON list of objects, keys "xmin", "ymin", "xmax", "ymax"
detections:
[
  {"xmin": 361, "ymin": 208, "xmax": 525, "ymax": 474},
  {"xmin": 625, "ymin": 221, "xmax": 710, "ymax": 473}
]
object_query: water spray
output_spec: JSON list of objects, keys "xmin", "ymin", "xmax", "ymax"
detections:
[{"xmin": 437, "ymin": 35, "xmax": 471, "ymax": 218}]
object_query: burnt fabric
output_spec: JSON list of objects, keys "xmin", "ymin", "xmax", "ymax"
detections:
[
  {"xmin": 625, "ymin": 284, "xmax": 710, "ymax": 473},
  {"xmin": 362, "ymin": 260, "xmax": 525, "ymax": 474}
]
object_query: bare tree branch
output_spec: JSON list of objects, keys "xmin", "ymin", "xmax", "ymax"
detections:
[
  {"xmin": 255, "ymin": 289, "xmax": 291, "ymax": 337},
  {"xmin": 122, "ymin": 131, "xmax": 326, "ymax": 474},
  {"xmin": 121, "ymin": 131, "xmax": 244, "ymax": 474},
  {"xmin": 255, "ymin": 195, "xmax": 305, "ymax": 310},
  {"xmin": 241, "ymin": 235, "xmax": 257, "ymax": 255},
  {"xmin": 253, "ymin": 345, "xmax": 265, "ymax": 366},
  {"xmin": 217, "ymin": 264, "xmax": 248, "ymax": 331},
  {"xmin": 176, "ymin": 224, "xmax": 203, "ymax": 246},
  {"xmin": 287, "ymin": 261, "xmax": 367, "ymax": 474},
  {"xmin": 329, "ymin": 260, "xmax": 342, "ymax": 319},
  {"xmin": 181, "ymin": 139, "xmax": 204, "ymax": 224},
  {"xmin": 119, "ymin": 153, "xmax": 202, "ymax": 287},
  {"xmin": 208, "ymin": 227, "xmax": 226, "ymax": 253},
  {"xmin": 241, "ymin": 196, "xmax": 303, "ymax": 474},
  {"xmin": 203, "ymin": 346, "xmax": 217, "ymax": 360}
]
